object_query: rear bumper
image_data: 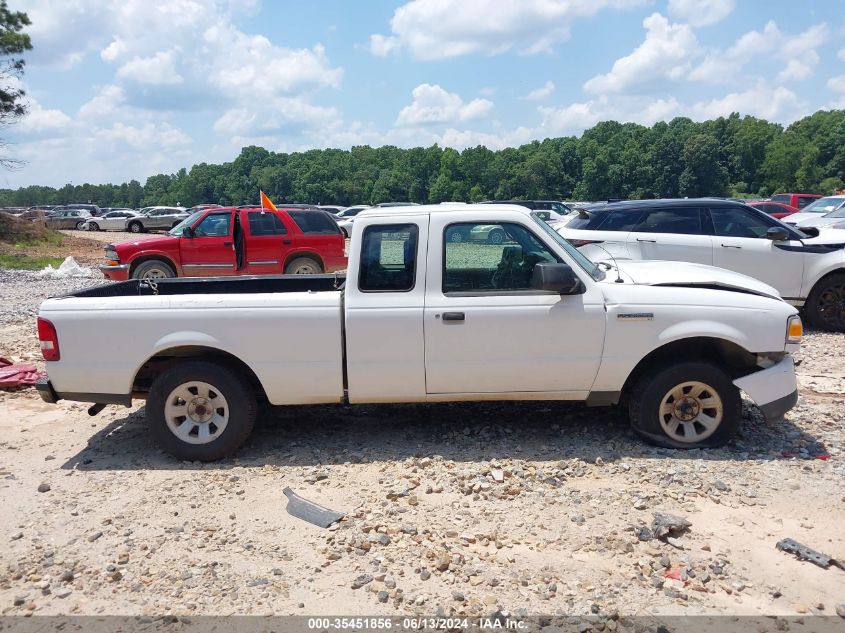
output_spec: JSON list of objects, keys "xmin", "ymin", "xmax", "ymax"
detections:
[
  {"xmin": 733, "ymin": 355, "xmax": 798, "ymax": 422},
  {"xmin": 35, "ymin": 378, "xmax": 131, "ymax": 406},
  {"xmin": 99, "ymin": 264, "xmax": 130, "ymax": 280}
]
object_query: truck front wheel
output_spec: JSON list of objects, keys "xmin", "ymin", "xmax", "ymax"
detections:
[
  {"xmin": 132, "ymin": 260, "xmax": 175, "ymax": 280},
  {"xmin": 147, "ymin": 360, "xmax": 257, "ymax": 461},
  {"xmin": 628, "ymin": 362, "xmax": 741, "ymax": 449}
]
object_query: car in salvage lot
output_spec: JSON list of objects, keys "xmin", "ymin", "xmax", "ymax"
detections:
[
  {"xmin": 782, "ymin": 195, "xmax": 845, "ymax": 229},
  {"xmin": 557, "ymin": 198, "xmax": 845, "ymax": 332},
  {"xmin": 37, "ymin": 203, "xmax": 800, "ymax": 461},
  {"xmin": 127, "ymin": 206, "xmax": 189, "ymax": 233},
  {"xmin": 100, "ymin": 205, "xmax": 347, "ymax": 280},
  {"xmin": 82, "ymin": 209, "xmax": 141, "ymax": 231},
  {"xmin": 44, "ymin": 208, "xmax": 92, "ymax": 230}
]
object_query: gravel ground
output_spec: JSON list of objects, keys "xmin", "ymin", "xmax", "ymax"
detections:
[{"xmin": 0, "ymin": 274, "xmax": 843, "ymax": 622}]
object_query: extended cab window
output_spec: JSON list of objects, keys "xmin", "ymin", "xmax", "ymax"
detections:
[
  {"xmin": 443, "ymin": 222, "xmax": 557, "ymax": 293},
  {"xmin": 194, "ymin": 212, "xmax": 232, "ymax": 237},
  {"xmin": 289, "ymin": 210, "xmax": 341, "ymax": 234},
  {"xmin": 248, "ymin": 211, "xmax": 287, "ymax": 235},
  {"xmin": 632, "ymin": 207, "xmax": 702, "ymax": 234},
  {"xmin": 359, "ymin": 224, "xmax": 418, "ymax": 292}
]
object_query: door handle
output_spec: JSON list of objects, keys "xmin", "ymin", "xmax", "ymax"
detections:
[
  {"xmin": 720, "ymin": 244, "xmax": 741, "ymax": 249},
  {"xmin": 283, "ymin": 240, "xmax": 292, "ymax": 244},
  {"xmin": 636, "ymin": 238, "xmax": 657, "ymax": 243},
  {"xmin": 223, "ymin": 241, "xmax": 233, "ymax": 247},
  {"xmin": 442, "ymin": 312, "xmax": 465, "ymax": 322}
]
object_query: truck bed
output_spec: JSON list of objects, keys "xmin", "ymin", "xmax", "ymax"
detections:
[{"xmin": 68, "ymin": 274, "xmax": 346, "ymax": 298}]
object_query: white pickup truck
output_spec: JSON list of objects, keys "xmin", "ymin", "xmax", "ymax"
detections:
[{"xmin": 36, "ymin": 204, "xmax": 802, "ymax": 461}]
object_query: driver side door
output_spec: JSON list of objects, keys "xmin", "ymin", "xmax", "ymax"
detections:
[
  {"xmin": 708, "ymin": 205, "xmax": 805, "ymax": 299},
  {"xmin": 179, "ymin": 210, "xmax": 237, "ymax": 277},
  {"xmin": 423, "ymin": 218, "xmax": 606, "ymax": 396}
]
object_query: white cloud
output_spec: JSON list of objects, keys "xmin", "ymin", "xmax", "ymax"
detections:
[
  {"xmin": 538, "ymin": 96, "xmax": 680, "ymax": 136},
  {"xmin": 690, "ymin": 21, "xmax": 828, "ymax": 85},
  {"xmin": 839, "ymin": 48, "xmax": 845, "ymax": 62},
  {"xmin": 690, "ymin": 82, "xmax": 809, "ymax": 122},
  {"xmin": 827, "ymin": 75, "xmax": 845, "ymax": 93},
  {"xmin": 117, "ymin": 51, "xmax": 184, "ymax": 85},
  {"xmin": 584, "ymin": 13, "xmax": 699, "ymax": 94},
  {"xmin": 667, "ymin": 0, "xmax": 734, "ymax": 27},
  {"xmin": 396, "ymin": 84, "xmax": 494, "ymax": 126},
  {"xmin": 369, "ymin": 34, "xmax": 400, "ymax": 57},
  {"xmin": 369, "ymin": 0, "xmax": 646, "ymax": 60},
  {"xmin": 213, "ymin": 100, "xmax": 339, "ymax": 136},
  {"xmin": 524, "ymin": 81, "xmax": 555, "ymax": 101}
]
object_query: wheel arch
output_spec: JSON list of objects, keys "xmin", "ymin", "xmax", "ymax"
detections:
[
  {"xmin": 283, "ymin": 250, "xmax": 324, "ymax": 271},
  {"xmin": 132, "ymin": 345, "xmax": 268, "ymax": 402},
  {"xmin": 128, "ymin": 255, "xmax": 178, "ymax": 278},
  {"xmin": 620, "ymin": 336, "xmax": 758, "ymax": 403}
]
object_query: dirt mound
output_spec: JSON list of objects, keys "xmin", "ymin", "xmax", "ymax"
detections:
[{"xmin": 0, "ymin": 212, "xmax": 61, "ymax": 245}]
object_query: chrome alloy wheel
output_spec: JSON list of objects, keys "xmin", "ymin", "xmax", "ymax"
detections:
[
  {"xmin": 164, "ymin": 381, "xmax": 229, "ymax": 445},
  {"xmin": 658, "ymin": 380, "xmax": 723, "ymax": 443}
]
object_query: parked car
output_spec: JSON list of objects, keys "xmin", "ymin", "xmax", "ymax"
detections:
[
  {"xmin": 100, "ymin": 206, "xmax": 347, "ymax": 281},
  {"xmin": 127, "ymin": 206, "xmax": 189, "ymax": 233},
  {"xmin": 317, "ymin": 205, "xmax": 345, "ymax": 215},
  {"xmin": 83, "ymin": 209, "xmax": 141, "ymax": 231},
  {"xmin": 36, "ymin": 203, "xmax": 800, "ymax": 461},
  {"xmin": 481, "ymin": 200, "xmax": 572, "ymax": 223},
  {"xmin": 748, "ymin": 200, "xmax": 800, "ymax": 220},
  {"xmin": 334, "ymin": 205, "xmax": 372, "ymax": 236},
  {"xmin": 44, "ymin": 208, "xmax": 92, "ymax": 230},
  {"xmin": 770, "ymin": 193, "xmax": 822, "ymax": 210},
  {"xmin": 781, "ymin": 196, "xmax": 845, "ymax": 227},
  {"xmin": 791, "ymin": 204, "xmax": 845, "ymax": 231},
  {"xmin": 52, "ymin": 204, "xmax": 102, "ymax": 217},
  {"xmin": 557, "ymin": 198, "xmax": 845, "ymax": 332},
  {"xmin": 19, "ymin": 208, "xmax": 55, "ymax": 221}
]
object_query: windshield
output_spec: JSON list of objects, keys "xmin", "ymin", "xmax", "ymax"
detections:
[
  {"xmin": 530, "ymin": 212, "xmax": 603, "ymax": 280},
  {"xmin": 823, "ymin": 204, "xmax": 845, "ymax": 218},
  {"xmin": 801, "ymin": 197, "xmax": 844, "ymax": 214},
  {"xmin": 168, "ymin": 210, "xmax": 205, "ymax": 236}
]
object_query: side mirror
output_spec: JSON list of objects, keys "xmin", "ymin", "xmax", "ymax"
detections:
[
  {"xmin": 766, "ymin": 226, "xmax": 789, "ymax": 241},
  {"xmin": 184, "ymin": 226, "xmax": 195, "ymax": 238},
  {"xmin": 531, "ymin": 262, "xmax": 583, "ymax": 294}
]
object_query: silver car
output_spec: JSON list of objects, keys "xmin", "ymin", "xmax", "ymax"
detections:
[
  {"xmin": 44, "ymin": 208, "xmax": 92, "ymax": 230},
  {"xmin": 126, "ymin": 206, "xmax": 188, "ymax": 233},
  {"xmin": 83, "ymin": 209, "xmax": 141, "ymax": 231}
]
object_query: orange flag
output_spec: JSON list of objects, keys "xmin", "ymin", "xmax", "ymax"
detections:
[{"xmin": 260, "ymin": 190, "xmax": 277, "ymax": 212}]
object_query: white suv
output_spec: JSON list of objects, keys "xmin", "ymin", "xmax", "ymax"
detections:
[{"xmin": 558, "ymin": 199, "xmax": 845, "ymax": 332}]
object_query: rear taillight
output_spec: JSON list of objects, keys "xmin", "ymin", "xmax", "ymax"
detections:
[
  {"xmin": 37, "ymin": 317, "xmax": 60, "ymax": 361},
  {"xmin": 569, "ymin": 239, "xmax": 604, "ymax": 248}
]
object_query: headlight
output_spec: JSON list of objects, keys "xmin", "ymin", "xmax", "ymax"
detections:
[{"xmin": 786, "ymin": 315, "xmax": 803, "ymax": 344}]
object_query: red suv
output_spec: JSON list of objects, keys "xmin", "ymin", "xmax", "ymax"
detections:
[
  {"xmin": 747, "ymin": 200, "xmax": 800, "ymax": 220},
  {"xmin": 770, "ymin": 193, "xmax": 822, "ymax": 210},
  {"xmin": 100, "ymin": 206, "xmax": 347, "ymax": 280}
]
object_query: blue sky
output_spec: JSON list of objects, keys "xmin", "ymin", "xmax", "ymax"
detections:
[{"xmin": 4, "ymin": 0, "xmax": 845, "ymax": 188}]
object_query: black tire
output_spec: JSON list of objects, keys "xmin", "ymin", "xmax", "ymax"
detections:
[
  {"xmin": 147, "ymin": 360, "xmax": 257, "ymax": 461},
  {"xmin": 804, "ymin": 273, "xmax": 845, "ymax": 332},
  {"xmin": 128, "ymin": 221, "xmax": 144, "ymax": 234},
  {"xmin": 75, "ymin": 220, "xmax": 86, "ymax": 230},
  {"xmin": 488, "ymin": 229, "xmax": 505, "ymax": 245},
  {"xmin": 628, "ymin": 361, "xmax": 741, "ymax": 449},
  {"xmin": 285, "ymin": 256, "xmax": 323, "ymax": 274},
  {"xmin": 132, "ymin": 260, "xmax": 175, "ymax": 280},
  {"xmin": 88, "ymin": 222, "xmax": 100, "ymax": 231}
]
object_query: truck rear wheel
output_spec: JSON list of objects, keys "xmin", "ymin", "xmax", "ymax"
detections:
[
  {"xmin": 132, "ymin": 260, "xmax": 175, "ymax": 280},
  {"xmin": 805, "ymin": 273, "xmax": 845, "ymax": 332},
  {"xmin": 285, "ymin": 257, "xmax": 323, "ymax": 274},
  {"xmin": 147, "ymin": 360, "xmax": 256, "ymax": 461},
  {"xmin": 628, "ymin": 361, "xmax": 741, "ymax": 449}
]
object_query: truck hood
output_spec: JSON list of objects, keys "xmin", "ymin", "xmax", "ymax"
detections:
[
  {"xmin": 607, "ymin": 260, "xmax": 782, "ymax": 300},
  {"xmin": 111, "ymin": 234, "xmax": 178, "ymax": 254}
]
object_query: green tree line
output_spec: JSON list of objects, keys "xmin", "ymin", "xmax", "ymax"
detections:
[{"xmin": 2, "ymin": 110, "xmax": 844, "ymax": 209}]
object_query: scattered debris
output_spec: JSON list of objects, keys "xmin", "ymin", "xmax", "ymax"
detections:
[
  {"xmin": 36, "ymin": 256, "xmax": 98, "ymax": 279},
  {"xmin": 651, "ymin": 513, "xmax": 692, "ymax": 541},
  {"xmin": 282, "ymin": 487, "xmax": 343, "ymax": 528},
  {"xmin": 776, "ymin": 539, "xmax": 845, "ymax": 570},
  {"xmin": 0, "ymin": 358, "xmax": 45, "ymax": 389}
]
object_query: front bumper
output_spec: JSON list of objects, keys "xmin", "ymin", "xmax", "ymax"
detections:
[
  {"xmin": 733, "ymin": 355, "xmax": 798, "ymax": 422},
  {"xmin": 99, "ymin": 263, "xmax": 130, "ymax": 280}
]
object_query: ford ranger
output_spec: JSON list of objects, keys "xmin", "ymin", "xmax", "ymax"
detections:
[{"xmin": 36, "ymin": 204, "xmax": 802, "ymax": 461}]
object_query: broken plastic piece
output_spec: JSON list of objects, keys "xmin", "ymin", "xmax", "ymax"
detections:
[
  {"xmin": 0, "ymin": 358, "xmax": 46, "ymax": 389},
  {"xmin": 283, "ymin": 487, "xmax": 343, "ymax": 528},
  {"xmin": 776, "ymin": 538, "xmax": 844, "ymax": 570}
]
